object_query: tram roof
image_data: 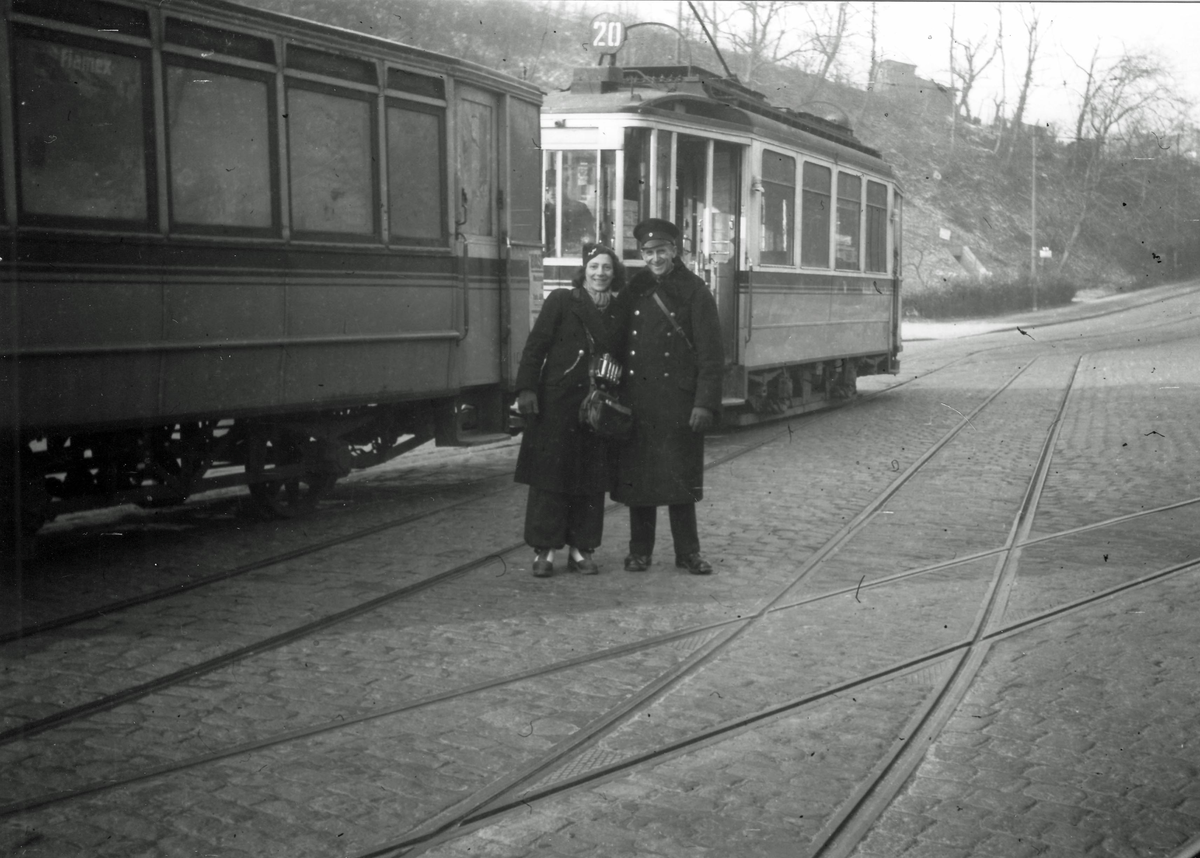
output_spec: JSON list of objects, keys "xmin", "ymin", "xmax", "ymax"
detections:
[
  {"xmin": 152, "ymin": 0, "xmax": 544, "ymax": 102},
  {"xmin": 545, "ymin": 64, "xmax": 892, "ymax": 177}
]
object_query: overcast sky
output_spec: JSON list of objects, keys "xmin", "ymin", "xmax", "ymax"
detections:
[{"xmin": 594, "ymin": 2, "xmax": 1200, "ymax": 131}]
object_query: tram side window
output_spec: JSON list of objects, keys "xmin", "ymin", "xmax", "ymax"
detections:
[
  {"xmin": 287, "ymin": 84, "xmax": 375, "ymax": 237},
  {"xmin": 760, "ymin": 150, "xmax": 795, "ymax": 266},
  {"xmin": 866, "ymin": 180, "xmax": 888, "ymax": 273},
  {"xmin": 14, "ymin": 34, "xmax": 150, "ymax": 224},
  {"xmin": 801, "ymin": 163, "xmax": 831, "ymax": 268},
  {"xmin": 387, "ymin": 103, "xmax": 445, "ymax": 242},
  {"xmin": 166, "ymin": 63, "xmax": 274, "ymax": 231},
  {"xmin": 835, "ymin": 173, "xmax": 862, "ymax": 270}
]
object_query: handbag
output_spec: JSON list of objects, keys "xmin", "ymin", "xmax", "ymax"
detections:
[
  {"xmin": 579, "ymin": 351, "xmax": 632, "ymax": 440},
  {"xmin": 577, "ymin": 314, "xmax": 633, "ymax": 440},
  {"xmin": 580, "ymin": 384, "xmax": 633, "ymax": 440}
]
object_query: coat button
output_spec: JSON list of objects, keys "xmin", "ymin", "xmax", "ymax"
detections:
[
  {"xmin": 634, "ymin": 310, "xmax": 640, "ymax": 315},
  {"xmin": 630, "ymin": 350, "xmax": 636, "ymax": 355},
  {"xmin": 664, "ymin": 372, "xmax": 670, "ymax": 377},
  {"xmin": 665, "ymin": 352, "xmax": 670, "ymax": 357}
]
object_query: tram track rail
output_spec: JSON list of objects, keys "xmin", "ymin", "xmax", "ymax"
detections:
[
  {"xmin": 357, "ymin": 347, "xmax": 1200, "ymax": 857},
  {"xmin": 5, "ymin": 343, "xmax": 975, "ymax": 648},
  {"xmin": 11, "ymin": 484, "xmax": 1196, "ymax": 824},
  {"xmin": 7, "ymin": 343, "xmax": 1200, "ymax": 858},
  {"xmin": 0, "ymin": 399, "xmax": 824, "ymax": 748},
  {"xmin": 803, "ymin": 353, "xmax": 1085, "ymax": 858},
  {"xmin": 9, "ymin": 303, "xmax": 1200, "ymax": 825},
  {"xmin": 1, "ymin": 472, "xmax": 520, "ymax": 646},
  {"xmin": 343, "ymin": 360, "xmax": 1048, "ymax": 856},
  {"xmin": 0, "ymin": 355, "xmax": 1020, "ymax": 811},
  {"xmin": 360, "ymin": 347, "xmax": 1200, "ymax": 858}
]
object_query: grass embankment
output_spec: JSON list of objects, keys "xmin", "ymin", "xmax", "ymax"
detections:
[{"xmin": 904, "ymin": 275, "xmax": 1078, "ymax": 319}]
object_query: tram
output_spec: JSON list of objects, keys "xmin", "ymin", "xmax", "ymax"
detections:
[
  {"xmin": 0, "ymin": 0, "xmax": 542, "ymax": 545},
  {"xmin": 540, "ymin": 25, "xmax": 903, "ymax": 421}
]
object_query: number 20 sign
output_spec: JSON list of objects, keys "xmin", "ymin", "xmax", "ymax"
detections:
[{"xmin": 590, "ymin": 15, "xmax": 627, "ymax": 52}]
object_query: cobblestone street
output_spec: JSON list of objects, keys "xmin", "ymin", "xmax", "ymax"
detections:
[{"xmin": 3, "ymin": 281, "xmax": 1200, "ymax": 858}]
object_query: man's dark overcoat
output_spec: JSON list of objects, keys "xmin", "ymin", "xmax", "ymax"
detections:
[
  {"xmin": 611, "ymin": 259, "xmax": 723, "ymax": 506},
  {"xmin": 514, "ymin": 287, "xmax": 616, "ymax": 494}
]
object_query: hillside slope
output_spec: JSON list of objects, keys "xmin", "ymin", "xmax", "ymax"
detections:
[{"xmin": 761, "ymin": 67, "xmax": 1193, "ymax": 298}]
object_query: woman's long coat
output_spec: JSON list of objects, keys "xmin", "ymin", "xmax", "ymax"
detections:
[
  {"xmin": 610, "ymin": 260, "xmax": 724, "ymax": 506},
  {"xmin": 514, "ymin": 287, "xmax": 616, "ymax": 495}
]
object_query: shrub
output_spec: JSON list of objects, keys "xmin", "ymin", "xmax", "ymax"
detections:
[{"xmin": 905, "ymin": 274, "xmax": 1076, "ymax": 319}]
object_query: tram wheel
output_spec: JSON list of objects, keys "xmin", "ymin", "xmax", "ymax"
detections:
[{"xmin": 244, "ymin": 426, "xmax": 337, "ymax": 518}]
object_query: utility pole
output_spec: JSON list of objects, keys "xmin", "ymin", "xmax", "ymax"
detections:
[{"xmin": 1030, "ymin": 133, "xmax": 1038, "ymax": 311}]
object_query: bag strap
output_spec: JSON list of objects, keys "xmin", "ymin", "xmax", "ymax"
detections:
[{"xmin": 651, "ymin": 290, "xmax": 694, "ymax": 352}]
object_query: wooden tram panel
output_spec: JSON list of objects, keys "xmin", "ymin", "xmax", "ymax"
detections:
[
  {"xmin": 0, "ymin": 0, "xmax": 543, "ymax": 537},
  {"xmin": 539, "ymin": 62, "xmax": 903, "ymax": 421}
]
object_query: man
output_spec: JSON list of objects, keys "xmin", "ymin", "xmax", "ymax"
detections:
[{"xmin": 611, "ymin": 218, "xmax": 724, "ymax": 575}]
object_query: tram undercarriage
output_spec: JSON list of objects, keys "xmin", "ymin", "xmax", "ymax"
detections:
[
  {"xmin": 1, "ymin": 389, "xmax": 509, "ymax": 549},
  {"xmin": 723, "ymin": 354, "xmax": 890, "ymax": 424}
]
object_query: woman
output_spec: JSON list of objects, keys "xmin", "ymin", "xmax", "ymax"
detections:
[{"xmin": 514, "ymin": 243, "xmax": 624, "ymax": 577}]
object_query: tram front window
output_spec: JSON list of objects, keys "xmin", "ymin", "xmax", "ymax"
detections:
[
  {"xmin": 543, "ymin": 150, "xmax": 614, "ymax": 259},
  {"xmin": 623, "ymin": 129, "xmax": 652, "ymax": 259}
]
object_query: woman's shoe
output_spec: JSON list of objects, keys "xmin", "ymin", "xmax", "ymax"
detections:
[
  {"xmin": 532, "ymin": 553, "xmax": 554, "ymax": 577},
  {"xmin": 569, "ymin": 552, "xmax": 599, "ymax": 574}
]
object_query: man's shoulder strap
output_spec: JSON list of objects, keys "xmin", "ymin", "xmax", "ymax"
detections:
[{"xmin": 650, "ymin": 289, "xmax": 694, "ymax": 352}]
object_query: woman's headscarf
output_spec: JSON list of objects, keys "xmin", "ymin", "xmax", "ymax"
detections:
[{"xmin": 573, "ymin": 242, "xmax": 624, "ymax": 308}]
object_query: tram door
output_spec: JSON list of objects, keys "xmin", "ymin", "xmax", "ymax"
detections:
[
  {"xmin": 674, "ymin": 137, "xmax": 741, "ymax": 365},
  {"xmin": 455, "ymin": 85, "xmax": 500, "ymax": 386}
]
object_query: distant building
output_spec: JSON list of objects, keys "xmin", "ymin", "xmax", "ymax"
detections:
[{"xmin": 874, "ymin": 60, "xmax": 954, "ymax": 116}]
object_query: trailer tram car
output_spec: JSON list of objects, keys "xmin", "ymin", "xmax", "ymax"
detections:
[
  {"xmin": 0, "ymin": 0, "xmax": 544, "ymax": 545},
  {"xmin": 540, "ymin": 49, "xmax": 903, "ymax": 422}
]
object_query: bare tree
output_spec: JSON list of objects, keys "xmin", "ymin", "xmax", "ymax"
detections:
[
  {"xmin": 1055, "ymin": 49, "xmax": 1185, "ymax": 273},
  {"xmin": 690, "ymin": 1, "xmax": 807, "ymax": 85},
  {"xmin": 951, "ymin": 22, "xmax": 999, "ymax": 123},
  {"xmin": 805, "ymin": 1, "xmax": 851, "ymax": 84},
  {"xmin": 855, "ymin": 2, "xmax": 880, "ymax": 126},
  {"xmin": 990, "ymin": 3, "xmax": 1006, "ymax": 153},
  {"xmin": 1001, "ymin": 4, "xmax": 1041, "ymax": 163},
  {"xmin": 1087, "ymin": 53, "xmax": 1181, "ymax": 144},
  {"xmin": 1070, "ymin": 45, "xmax": 1101, "ymax": 148},
  {"xmin": 948, "ymin": 5, "xmax": 956, "ymax": 148}
]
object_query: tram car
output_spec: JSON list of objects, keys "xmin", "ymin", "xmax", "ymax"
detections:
[
  {"xmin": 0, "ymin": 0, "xmax": 543, "ymax": 544},
  {"xmin": 539, "ymin": 47, "xmax": 903, "ymax": 421}
]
